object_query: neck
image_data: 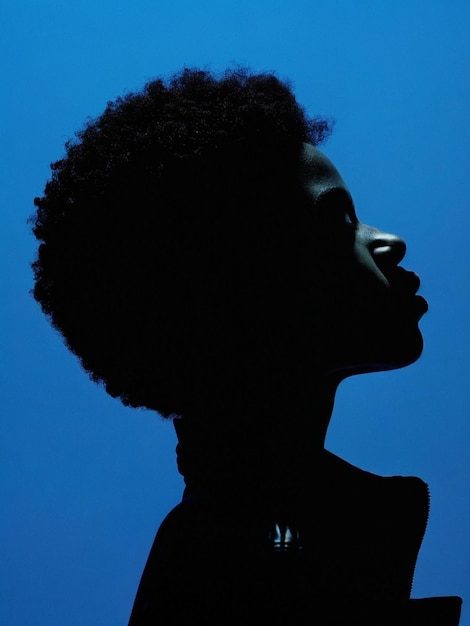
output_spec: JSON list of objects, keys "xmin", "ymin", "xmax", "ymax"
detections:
[{"xmin": 174, "ymin": 375, "xmax": 340, "ymax": 501}]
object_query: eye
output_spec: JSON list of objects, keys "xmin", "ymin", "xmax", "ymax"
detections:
[
  {"xmin": 315, "ymin": 189, "xmax": 357, "ymax": 228},
  {"xmin": 311, "ymin": 189, "xmax": 357, "ymax": 251}
]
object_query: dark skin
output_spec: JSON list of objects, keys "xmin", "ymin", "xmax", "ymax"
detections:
[
  {"xmin": 166, "ymin": 141, "xmax": 428, "ymax": 487},
  {"xmin": 303, "ymin": 143, "xmax": 426, "ymax": 373},
  {"xmin": 184, "ymin": 142, "xmax": 427, "ymax": 455},
  {"xmin": 266, "ymin": 142, "xmax": 427, "ymax": 451}
]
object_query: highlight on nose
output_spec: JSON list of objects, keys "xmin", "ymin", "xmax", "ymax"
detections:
[{"xmin": 372, "ymin": 232, "xmax": 406, "ymax": 266}]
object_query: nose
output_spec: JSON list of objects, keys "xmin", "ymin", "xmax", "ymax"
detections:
[{"xmin": 370, "ymin": 228, "xmax": 406, "ymax": 267}]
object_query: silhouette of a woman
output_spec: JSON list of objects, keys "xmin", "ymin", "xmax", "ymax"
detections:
[{"xmin": 31, "ymin": 69, "xmax": 462, "ymax": 625}]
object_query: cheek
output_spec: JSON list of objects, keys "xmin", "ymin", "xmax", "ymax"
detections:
[
  {"xmin": 352, "ymin": 241, "xmax": 390, "ymax": 289},
  {"xmin": 302, "ymin": 238, "xmax": 392, "ymax": 328},
  {"xmin": 320, "ymin": 249, "xmax": 390, "ymax": 316}
]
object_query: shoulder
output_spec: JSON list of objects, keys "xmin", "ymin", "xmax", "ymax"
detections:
[{"xmin": 324, "ymin": 450, "xmax": 429, "ymax": 497}]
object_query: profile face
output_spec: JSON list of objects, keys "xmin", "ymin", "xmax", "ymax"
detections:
[{"xmin": 300, "ymin": 143, "xmax": 428, "ymax": 377}]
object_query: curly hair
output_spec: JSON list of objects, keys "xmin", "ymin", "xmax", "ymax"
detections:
[{"xmin": 31, "ymin": 68, "xmax": 332, "ymax": 420}]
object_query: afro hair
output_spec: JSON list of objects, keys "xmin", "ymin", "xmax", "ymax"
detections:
[{"xmin": 31, "ymin": 68, "xmax": 332, "ymax": 420}]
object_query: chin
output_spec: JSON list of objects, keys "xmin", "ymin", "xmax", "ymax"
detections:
[
  {"xmin": 331, "ymin": 324, "xmax": 425, "ymax": 379},
  {"xmin": 373, "ymin": 337, "xmax": 423, "ymax": 374},
  {"xmin": 388, "ymin": 319, "xmax": 425, "ymax": 366}
]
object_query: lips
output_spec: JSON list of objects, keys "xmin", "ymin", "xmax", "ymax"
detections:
[
  {"xmin": 390, "ymin": 267, "xmax": 428, "ymax": 317},
  {"xmin": 412, "ymin": 294, "xmax": 429, "ymax": 316},
  {"xmin": 392, "ymin": 266, "xmax": 421, "ymax": 295}
]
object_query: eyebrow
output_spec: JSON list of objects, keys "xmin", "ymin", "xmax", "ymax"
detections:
[{"xmin": 315, "ymin": 187, "xmax": 354, "ymax": 208}]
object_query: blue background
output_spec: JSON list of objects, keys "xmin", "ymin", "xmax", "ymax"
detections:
[{"xmin": 2, "ymin": 1, "xmax": 469, "ymax": 624}]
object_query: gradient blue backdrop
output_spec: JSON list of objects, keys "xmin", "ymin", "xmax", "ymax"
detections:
[{"xmin": 2, "ymin": 1, "xmax": 469, "ymax": 624}]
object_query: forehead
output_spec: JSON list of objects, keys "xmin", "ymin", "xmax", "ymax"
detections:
[{"xmin": 301, "ymin": 143, "xmax": 350, "ymax": 200}]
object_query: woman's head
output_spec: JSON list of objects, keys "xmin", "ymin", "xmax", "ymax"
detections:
[{"xmin": 31, "ymin": 68, "xmax": 426, "ymax": 422}]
